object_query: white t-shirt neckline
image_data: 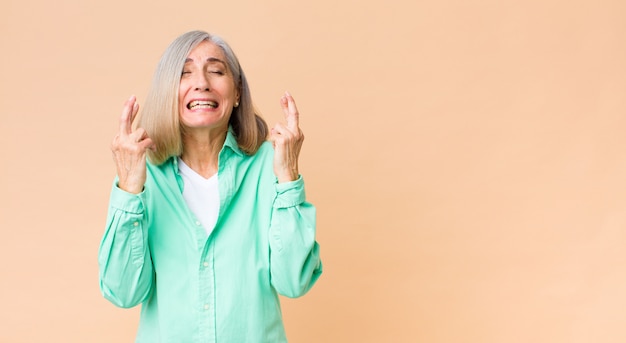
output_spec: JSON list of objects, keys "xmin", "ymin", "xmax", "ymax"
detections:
[{"xmin": 177, "ymin": 157, "xmax": 220, "ymax": 235}]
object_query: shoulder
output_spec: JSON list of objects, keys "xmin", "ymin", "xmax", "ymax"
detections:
[
  {"xmin": 255, "ymin": 141, "xmax": 275, "ymax": 157},
  {"xmin": 232, "ymin": 141, "xmax": 274, "ymax": 177},
  {"xmin": 145, "ymin": 157, "xmax": 177, "ymax": 180},
  {"xmin": 147, "ymin": 157, "xmax": 172, "ymax": 171},
  {"xmin": 246, "ymin": 141, "xmax": 275, "ymax": 165}
]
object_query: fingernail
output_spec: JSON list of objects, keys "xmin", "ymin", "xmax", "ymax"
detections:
[{"xmin": 285, "ymin": 91, "xmax": 291, "ymax": 97}]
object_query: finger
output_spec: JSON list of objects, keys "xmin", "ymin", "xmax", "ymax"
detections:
[
  {"xmin": 119, "ymin": 95, "xmax": 136, "ymax": 136},
  {"xmin": 281, "ymin": 91, "xmax": 299, "ymax": 131},
  {"xmin": 130, "ymin": 100, "xmax": 140, "ymax": 129},
  {"xmin": 129, "ymin": 127, "xmax": 148, "ymax": 143},
  {"xmin": 138, "ymin": 137, "xmax": 155, "ymax": 151},
  {"xmin": 271, "ymin": 123, "xmax": 290, "ymax": 138},
  {"xmin": 269, "ymin": 127, "xmax": 277, "ymax": 140}
]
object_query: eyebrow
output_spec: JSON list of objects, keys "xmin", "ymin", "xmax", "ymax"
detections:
[{"xmin": 184, "ymin": 57, "xmax": 227, "ymax": 66}]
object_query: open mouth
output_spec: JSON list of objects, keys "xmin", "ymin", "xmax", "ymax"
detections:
[{"xmin": 187, "ymin": 100, "xmax": 218, "ymax": 110}]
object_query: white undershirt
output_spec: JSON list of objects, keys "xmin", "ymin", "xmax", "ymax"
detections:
[{"xmin": 178, "ymin": 157, "xmax": 220, "ymax": 235}]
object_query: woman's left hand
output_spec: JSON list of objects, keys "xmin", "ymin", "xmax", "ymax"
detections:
[{"xmin": 271, "ymin": 92, "xmax": 304, "ymax": 183}]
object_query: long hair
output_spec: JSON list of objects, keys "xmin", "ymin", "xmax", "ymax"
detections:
[{"xmin": 139, "ymin": 30, "xmax": 268, "ymax": 165}]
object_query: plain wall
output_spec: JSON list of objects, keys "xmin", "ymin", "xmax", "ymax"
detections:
[{"xmin": 1, "ymin": 0, "xmax": 626, "ymax": 341}]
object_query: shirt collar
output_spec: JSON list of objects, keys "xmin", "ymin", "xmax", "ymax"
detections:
[{"xmin": 223, "ymin": 126, "xmax": 244, "ymax": 157}]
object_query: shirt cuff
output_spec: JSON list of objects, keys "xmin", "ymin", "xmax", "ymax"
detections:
[
  {"xmin": 273, "ymin": 175, "xmax": 306, "ymax": 208},
  {"xmin": 109, "ymin": 181, "xmax": 145, "ymax": 214}
]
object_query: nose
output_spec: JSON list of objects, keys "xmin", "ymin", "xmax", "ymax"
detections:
[{"xmin": 193, "ymin": 72, "xmax": 210, "ymax": 91}]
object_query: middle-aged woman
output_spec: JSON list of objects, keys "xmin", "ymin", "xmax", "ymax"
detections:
[{"xmin": 98, "ymin": 30, "xmax": 322, "ymax": 342}]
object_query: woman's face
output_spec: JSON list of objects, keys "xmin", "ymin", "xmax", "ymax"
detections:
[{"xmin": 178, "ymin": 40, "xmax": 239, "ymax": 133}]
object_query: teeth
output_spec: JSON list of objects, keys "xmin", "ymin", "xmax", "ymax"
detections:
[{"xmin": 188, "ymin": 100, "xmax": 218, "ymax": 109}]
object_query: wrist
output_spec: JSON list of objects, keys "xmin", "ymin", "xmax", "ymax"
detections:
[
  {"xmin": 276, "ymin": 169, "xmax": 299, "ymax": 184},
  {"xmin": 117, "ymin": 180, "xmax": 144, "ymax": 194}
]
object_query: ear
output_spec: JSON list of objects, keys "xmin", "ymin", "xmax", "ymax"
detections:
[{"xmin": 236, "ymin": 83, "xmax": 242, "ymax": 104}]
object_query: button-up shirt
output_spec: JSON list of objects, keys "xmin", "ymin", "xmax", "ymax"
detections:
[{"xmin": 98, "ymin": 131, "xmax": 322, "ymax": 342}]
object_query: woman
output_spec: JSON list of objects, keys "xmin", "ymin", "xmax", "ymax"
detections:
[{"xmin": 98, "ymin": 30, "xmax": 322, "ymax": 342}]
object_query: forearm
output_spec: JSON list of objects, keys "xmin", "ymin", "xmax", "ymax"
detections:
[
  {"xmin": 98, "ymin": 183, "xmax": 154, "ymax": 308},
  {"xmin": 269, "ymin": 177, "xmax": 322, "ymax": 298}
]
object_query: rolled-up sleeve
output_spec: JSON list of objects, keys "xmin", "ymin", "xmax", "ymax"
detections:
[
  {"xmin": 98, "ymin": 182, "xmax": 154, "ymax": 308},
  {"xmin": 269, "ymin": 176, "xmax": 322, "ymax": 298}
]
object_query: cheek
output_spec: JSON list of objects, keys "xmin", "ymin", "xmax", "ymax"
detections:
[
  {"xmin": 178, "ymin": 83, "xmax": 190, "ymax": 110},
  {"xmin": 178, "ymin": 85, "xmax": 186, "ymax": 103}
]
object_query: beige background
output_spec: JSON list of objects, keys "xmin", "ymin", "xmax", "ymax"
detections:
[{"xmin": 1, "ymin": 0, "xmax": 626, "ymax": 342}]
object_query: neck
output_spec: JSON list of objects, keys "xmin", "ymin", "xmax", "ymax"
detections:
[{"xmin": 180, "ymin": 127, "xmax": 228, "ymax": 179}]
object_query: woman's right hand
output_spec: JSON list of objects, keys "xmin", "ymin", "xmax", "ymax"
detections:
[{"xmin": 111, "ymin": 95, "xmax": 154, "ymax": 194}]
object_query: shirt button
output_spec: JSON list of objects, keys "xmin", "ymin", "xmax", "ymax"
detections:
[
  {"xmin": 133, "ymin": 222, "xmax": 139, "ymax": 227},
  {"xmin": 195, "ymin": 221, "xmax": 201, "ymax": 226},
  {"xmin": 203, "ymin": 262, "xmax": 209, "ymax": 267},
  {"xmin": 204, "ymin": 304, "xmax": 210, "ymax": 310}
]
